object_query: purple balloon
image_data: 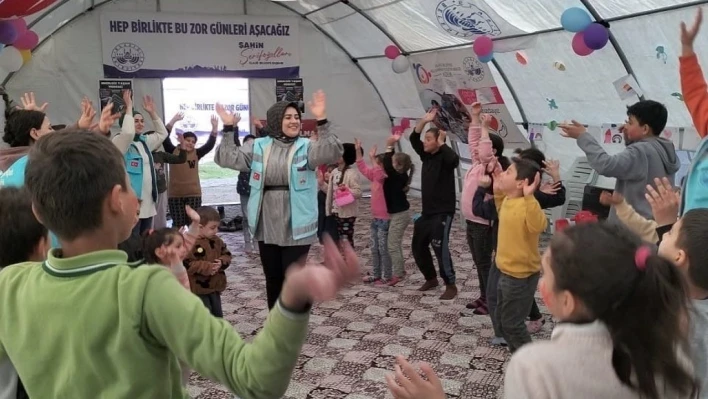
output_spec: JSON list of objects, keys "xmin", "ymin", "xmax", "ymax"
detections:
[
  {"xmin": 0, "ymin": 21, "xmax": 18, "ymax": 45},
  {"xmin": 583, "ymin": 23, "xmax": 609, "ymax": 50}
]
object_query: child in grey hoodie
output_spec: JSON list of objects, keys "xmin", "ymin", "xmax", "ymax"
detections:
[{"xmin": 560, "ymin": 100, "xmax": 680, "ymax": 222}]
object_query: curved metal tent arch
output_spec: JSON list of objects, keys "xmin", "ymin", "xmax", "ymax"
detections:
[{"xmin": 5, "ymin": 0, "xmax": 708, "ymax": 126}]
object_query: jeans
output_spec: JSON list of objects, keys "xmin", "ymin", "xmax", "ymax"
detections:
[
  {"xmin": 486, "ymin": 261, "xmax": 503, "ymax": 338},
  {"xmin": 497, "ymin": 272, "xmax": 540, "ymax": 353},
  {"xmin": 388, "ymin": 210, "xmax": 410, "ymax": 278},
  {"xmin": 466, "ymin": 221, "xmax": 493, "ymax": 300},
  {"xmin": 240, "ymin": 194, "xmax": 252, "ymax": 245},
  {"xmin": 370, "ymin": 218, "xmax": 392, "ymax": 279},
  {"xmin": 198, "ymin": 292, "xmax": 223, "ymax": 318},
  {"xmin": 411, "ymin": 213, "xmax": 455, "ymax": 284}
]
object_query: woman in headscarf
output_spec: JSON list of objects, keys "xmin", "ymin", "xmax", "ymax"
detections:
[{"xmin": 214, "ymin": 90, "xmax": 343, "ymax": 309}]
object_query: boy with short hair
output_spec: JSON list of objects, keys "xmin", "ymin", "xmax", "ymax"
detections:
[
  {"xmin": 0, "ymin": 129, "xmax": 359, "ymax": 398},
  {"xmin": 185, "ymin": 206, "xmax": 232, "ymax": 317},
  {"xmin": 560, "ymin": 101, "xmax": 680, "ymax": 222},
  {"xmin": 0, "ymin": 186, "xmax": 46, "ymax": 399},
  {"xmin": 494, "ymin": 158, "xmax": 547, "ymax": 353}
]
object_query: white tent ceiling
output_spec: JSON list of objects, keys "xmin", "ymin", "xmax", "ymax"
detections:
[{"xmin": 6, "ymin": 0, "xmax": 708, "ymax": 129}]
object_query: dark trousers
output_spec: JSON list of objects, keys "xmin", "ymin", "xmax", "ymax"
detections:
[
  {"xmin": 496, "ymin": 272, "xmax": 540, "ymax": 353},
  {"xmin": 168, "ymin": 196, "xmax": 203, "ymax": 228},
  {"xmin": 198, "ymin": 292, "xmax": 223, "ymax": 318},
  {"xmin": 335, "ymin": 216, "xmax": 356, "ymax": 247},
  {"xmin": 132, "ymin": 217, "xmax": 153, "ymax": 236},
  {"xmin": 466, "ymin": 220, "xmax": 493, "ymax": 300},
  {"xmin": 486, "ymin": 260, "xmax": 503, "ymax": 338},
  {"xmin": 411, "ymin": 213, "xmax": 456, "ymax": 285},
  {"xmin": 258, "ymin": 242, "xmax": 311, "ymax": 309},
  {"xmin": 317, "ymin": 191, "xmax": 327, "ymax": 242}
]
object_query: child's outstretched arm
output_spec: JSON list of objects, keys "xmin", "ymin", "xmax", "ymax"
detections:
[
  {"xmin": 181, "ymin": 206, "xmax": 201, "ymax": 254},
  {"xmin": 680, "ymin": 9, "xmax": 708, "ymax": 138},
  {"xmin": 601, "ymin": 191, "xmax": 659, "ymax": 243},
  {"xmin": 468, "ymin": 103, "xmax": 483, "ymax": 164},
  {"xmin": 140, "ymin": 235, "xmax": 360, "ymax": 399},
  {"xmin": 354, "ymin": 139, "xmax": 386, "ymax": 182}
]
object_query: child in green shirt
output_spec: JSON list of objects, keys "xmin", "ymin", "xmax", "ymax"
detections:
[{"xmin": 0, "ymin": 129, "xmax": 360, "ymax": 399}]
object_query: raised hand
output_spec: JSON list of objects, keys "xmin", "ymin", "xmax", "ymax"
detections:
[
  {"xmin": 645, "ymin": 177, "xmax": 680, "ymax": 227},
  {"xmin": 354, "ymin": 138, "xmax": 363, "ymax": 161},
  {"xmin": 479, "ymin": 174, "xmax": 492, "ymax": 188},
  {"xmin": 471, "ymin": 102, "xmax": 482, "ymax": 116},
  {"xmin": 423, "ymin": 107, "xmax": 437, "ymax": 122},
  {"xmin": 252, "ymin": 116, "xmax": 263, "ymax": 129},
  {"xmin": 98, "ymin": 103, "xmax": 121, "ymax": 135},
  {"xmin": 681, "ymin": 8, "xmax": 703, "ymax": 53},
  {"xmin": 142, "ymin": 95, "xmax": 156, "ymax": 117},
  {"xmin": 542, "ymin": 159, "xmax": 561, "ymax": 182},
  {"xmin": 387, "ymin": 134, "xmax": 402, "ymax": 147},
  {"xmin": 185, "ymin": 205, "xmax": 200, "ymax": 226},
  {"xmin": 215, "ymin": 103, "xmax": 236, "ymax": 126},
  {"xmin": 210, "ymin": 114, "xmax": 219, "ymax": 131},
  {"xmin": 155, "ymin": 245, "xmax": 181, "ymax": 267},
  {"xmin": 539, "ymin": 181, "xmax": 561, "ymax": 195},
  {"xmin": 21, "ymin": 92, "xmax": 48, "ymax": 112},
  {"xmin": 368, "ymin": 144, "xmax": 377, "ymax": 160},
  {"xmin": 308, "ymin": 90, "xmax": 327, "ymax": 120},
  {"xmin": 77, "ymin": 97, "xmax": 96, "ymax": 129},
  {"xmin": 559, "ymin": 120, "xmax": 586, "ymax": 139},
  {"xmin": 480, "ymin": 113, "xmax": 491, "ymax": 127},
  {"xmin": 280, "ymin": 235, "xmax": 360, "ymax": 310},
  {"xmin": 170, "ymin": 111, "xmax": 185, "ymax": 125},
  {"xmin": 523, "ymin": 172, "xmax": 541, "ymax": 197},
  {"xmin": 599, "ymin": 190, "xmax": 623, "ymax": 206},
  {"xmin": 436, "ymin": 130, "xmax": 447, "ymax": 147},
  {"xmin": 233, "ymin": 112, "xmax": 242, "ymax": 125},
  {"xmin": 123, "ymin": 89, "xmax": 133, "ymax": 111},
  {"xmin": 385, "ymin": 356, "xmax": 445, "ymax": 399}
]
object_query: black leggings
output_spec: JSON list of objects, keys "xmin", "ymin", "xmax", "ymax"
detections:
[
  {"xmin": 258, "ymin": 243, "xmax": 311, "ymax": 309},
  {"xmin": 168, "ymin": 196, "xmax": 202, "ymax": 228},
  {"xmin": 335, "ymin": 216, "xmax": 356, "ymax": 247}
]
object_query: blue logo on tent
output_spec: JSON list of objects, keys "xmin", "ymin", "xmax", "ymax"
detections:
[
  {"xmin": 111, "ymin": 43, "xmax": 145, "ymax": 73},
  {"xmin": 435, "ymin": 0, "xmax": 502, "ymax": 38}
]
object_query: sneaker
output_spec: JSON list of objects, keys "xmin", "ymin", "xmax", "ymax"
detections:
[
  {"xmin": 387, "ymin": 276, "xmax": 402, "ymax": 286},
  {"xmin": 418, "ymin": 279, "xmax": 439, "ymax": 292},
  {"xmin": 363, "ymin": 276, "xmax": 380, "ymax": 283},
  {"xmin": 439, "ymin": 284, "xmax": 458, "ymax": 300},
  {"xmin": 490, "ymin": 336, "xmax": 508, "ymax": 346},
  {"xmin": 466, "ymin": 297, "xmax": 485, "ymax": 309},
  {"xmin": 526, "ymin": 317, "xmax": 546, "ymax": 334}
]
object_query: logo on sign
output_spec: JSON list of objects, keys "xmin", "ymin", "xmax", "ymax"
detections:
[
  {"xmin": 462, "ymin": 57, "xmax": 485, "ymax": 82},
  {"xmin": 413, "ymin": 63, "xmax": 431, "ymax": 85},
  {"xmin": 111, "ymin": 43, "xmax": 145, "ymax": 73},
  {"xmin": 435, "ymin": 0, "xmax": 502, "ymax": 38}
]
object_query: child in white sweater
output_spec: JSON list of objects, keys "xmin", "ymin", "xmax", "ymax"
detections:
[{"xmin": 504, "ymin": 222, "xmax": 698, "ymax": 399}]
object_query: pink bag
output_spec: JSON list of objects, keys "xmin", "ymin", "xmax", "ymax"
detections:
[{"xmin": 334, "ymin": 187, "xmax": 355, "ymax": 207}]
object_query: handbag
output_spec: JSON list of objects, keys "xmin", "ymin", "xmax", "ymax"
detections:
[{"xmin": 334, "ymin": 186, "xmax": 355, "ymax": 207}]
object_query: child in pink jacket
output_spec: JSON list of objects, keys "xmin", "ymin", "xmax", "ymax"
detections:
[
  {"xmin": 460, "ymin": 103, "xmax": 505, "ymax": 315},
  {"xmin": 355, "ymin": 139, "xmax": 392, "ymax": 285}
]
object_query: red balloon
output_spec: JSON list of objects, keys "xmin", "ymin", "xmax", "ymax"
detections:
[
  {"xmin": 400, "ymin": 118, "xmax": 411, "ymax": 129},
  {"xmin": 0, "ymin": 0, "xmax": 58, "ymax": 19}
]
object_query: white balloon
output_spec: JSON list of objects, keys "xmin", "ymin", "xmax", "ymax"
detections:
[
  {"xmin": 0, "ymin": 46, "xmax": 22, "ymax": 72},
  {"xmin": 392, "ymin": 55, "xmax": 409, "ymax": 74}
]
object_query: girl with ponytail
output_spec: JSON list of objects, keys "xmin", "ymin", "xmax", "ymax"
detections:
[{"xmin": 504, "ymin": 222, "xmax": 698, "ymax": 399}]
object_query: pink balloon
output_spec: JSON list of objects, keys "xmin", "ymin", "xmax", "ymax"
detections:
[
  {"xmin": 384, "ymin": 45, "xmax": 400, "ymax": 60},
  {"xmin": 400, "ymin": 118, "xmax": 410, "ymax": 129},
  {"xmin": 572, "ymin": 31, "xmax": 593, "ymax": 56},
  {"xmin": 8, "ymin": 18, "xmax": 27, "ymax": 36},
  {"xmin": 13, "ymin": 30, "xmax": 38, "ymax": 50},
  {"xmin": 473, "ymin": 36, "xmax": 493, "ymax": 57}
]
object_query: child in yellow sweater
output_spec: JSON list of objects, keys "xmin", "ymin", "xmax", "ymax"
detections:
[{"xmin": 493, "ymin": 157, "xmax": 547, "ymax": 353}]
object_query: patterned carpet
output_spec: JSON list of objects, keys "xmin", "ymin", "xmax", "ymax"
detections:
[{"xmin": 186, "ymin": 198, "xmax": 553, "ymax": 399}]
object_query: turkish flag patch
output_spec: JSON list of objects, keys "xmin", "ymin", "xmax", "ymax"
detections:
[
  {"xmin": 253, "ymin": 172, "xmax": 261, "ymax": 181},
  {"xmin": 130, "ymin": 161, "xmax": 139, "ymax": 168}
]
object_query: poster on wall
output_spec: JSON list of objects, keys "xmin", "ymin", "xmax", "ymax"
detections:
[
  {"xmin": 100, "ymin": 12, "xmax": 299, "ymax": 79},
  {"xmin": 600, "ymin": 124, "xmax": 625, "ymax": 146},
  {"xmin": 409, "ymin": 48, "xmax": 525, "ymax": 146},
  {"xmin": 275, "ymin": 79, "xmax": 304, "ymax": 113},
  {"xmin": 99, "ymin": 79, "xmax": 132, "ymax": 114}
]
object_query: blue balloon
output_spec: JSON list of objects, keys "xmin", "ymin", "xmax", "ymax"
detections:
[
  {"xmin": 561, "ymin": 7, "xmax": 592, "ymax": 33},
  {"xmin": 478, "ymin": 52, "xmax": 494, "ymax": 63}
]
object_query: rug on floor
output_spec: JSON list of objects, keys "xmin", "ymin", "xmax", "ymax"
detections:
[{"xmin": 186, "ymin": 198, "xmax": 553, "ymax": 399}]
